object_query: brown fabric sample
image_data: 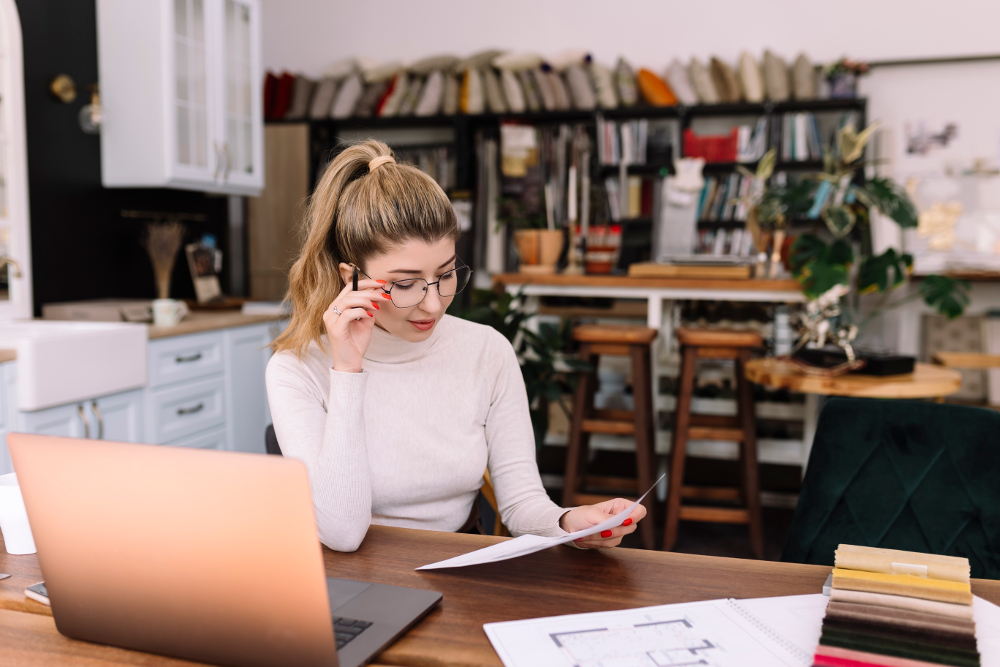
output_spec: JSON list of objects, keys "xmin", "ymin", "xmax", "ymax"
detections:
[
  {"xmin": 820, "ymin": 627, "xmax": 981, "ymax": 667},
  {"xmin": 823, "ymin": 615, "xmax": 978, "ymax": 652},
  {"xmin": 709, "ymin": 57, "xmax": 741, "ymax": 102},
  {"xmin": 830, "ymin": 588, "xmax": 975, "ymax": 620},
  {"xmin": 825, "ymin": 601, "xmax": 977, "ymax": 638}
]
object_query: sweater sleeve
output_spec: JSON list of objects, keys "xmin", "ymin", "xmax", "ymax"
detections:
[
  {"xmin": 265, "ymin": 352, "xmax": 372, "ymax": 552},
  {"xmin": 483, "ymin": 332, "xmax": 570, "ymax": 538}
]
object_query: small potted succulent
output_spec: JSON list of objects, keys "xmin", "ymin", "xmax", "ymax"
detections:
[{"xmin": 823, "ymin": 57, "xmax": 869, "ymax": 99}]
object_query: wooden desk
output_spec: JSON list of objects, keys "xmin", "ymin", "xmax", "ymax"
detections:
[{"xmin": 4, "ymin": 526, "xmax": 999, "ymax": 666}]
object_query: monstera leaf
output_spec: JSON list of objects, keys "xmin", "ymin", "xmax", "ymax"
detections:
[
  {"xmin": 858, "ymin": 249, "xmax": 913, "ymax": 295},
  {"xmin": 821, "ymin": 204, "xmax": 857, "ymax": 238},
  {"xmin": 854, "ymin": 177, "xmax": 919, "ymax": 229},
  {"xmin": 839, "ymin": 121, "xmax": 879, "ymax": 164},
  {"xmin": 920, "ymin": 275, "xmax": 971, "ymax": 319},
  {"xmin": 790, "ymin": 234, "xmax": 853, "ymax": 299}
]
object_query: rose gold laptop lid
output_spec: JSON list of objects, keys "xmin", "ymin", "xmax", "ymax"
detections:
[{"xmin": 9, "ymin": 433, "xmax": 337, "ymax": 667}]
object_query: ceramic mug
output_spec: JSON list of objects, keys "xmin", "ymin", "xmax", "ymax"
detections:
[
  {"xmin": 0, "ymin": 473, "xmax": 36, "ymax": 555},
  {"xmin": 153, "ymin": 298, "xmax": 189, "ymax": 327}
]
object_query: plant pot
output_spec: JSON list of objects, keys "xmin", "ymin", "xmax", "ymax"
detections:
[
  {"xmin": 793, "ymin": 346, "xmax": 916, "ymax": 376},
  {"xmin": 515, "ymin": 229, "xmax": 563, "ymax": 274},
  {"xmin": 827, "ymin": 72, "xmax": 857, "ymax": 99}
]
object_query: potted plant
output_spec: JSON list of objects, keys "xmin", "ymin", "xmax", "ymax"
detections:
[
  {"xmin": 454, "ymin": 287, "xmax": 589, "ymax": 449},
  {"xmin": 499, "ymin": 196, "xmax": 564, "ymax": 274},
  {"xmin": 786, "ymin": 122, "xmax": 970, "ymax": 372},
  {"xmin": 823, "ymin": 57, "xmax": 869, "ymax": 99}
]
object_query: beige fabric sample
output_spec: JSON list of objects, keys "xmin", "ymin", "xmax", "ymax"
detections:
[
  {"xmin": 378, "ymin": 73, "xmax": 409, "ymax": 117},
  {"xmin": 414, "ymin": 70, "xmax": 444, "ymax": 117},
  {"xmin": 832, "ymin": 568, "xmax": 973, "ymax": 605},
  {"xmin": 532, "ymin": 68, "xmax": 556, "ymax": 111},
  {"xmin": 565, "ymin": 65, "xmax": 595, "ymax": 110},
  {"xmin": 518, "ymin": 70, "xmax": 541, "ymax": 111},
  {"xmin": 308, "ymin": 77, "xmax": 339, "ymax": 119},
  {"xmin": 455, "ymin": 49, "xmax": 504, "ymax": 73},
  {"xmin": 793, "ymin": 53, "xmax": 816, "ymax": 100},
  {"xmin": 710, "ymin": 57, "xmax": 741, "ymax": 102},
  {"xmin": 688, "ymin": 58, "xmax": 719, "ymax": 104},
  {"xmin": 738, "ymin": 52, "xmax": 764, "ymax": 103},
  {"xmin": 835, "ymin": 544, "xmax": 971, "ymax": 583},
  {"xmin": 409, "ymin": 54, "xmax": 459, "ymax": 76},
  {"xmin": 500, "ymin": 68, "xmax": 526, "ymax": 113},
  {"xmin": 665, "ymin": 58, "xmax": 699, "ymax": 105},
  {"xmin": 829, "ymin": 587, "xmax": 975, "ymax": 620},
  {"xmin": 482, "ymin": 68, "xmax": 508, "ymax": 114},
  {"xmin": 763, "ymin": 50, "xmax": 790, "ymax": 101},
  {"xmin": 361, "ymin": 61, "xmax": 402, "ymax": 84},
  {"xmin": 329, "ymin": 72, "xmax": 363, "ymax": 119},
  {"xmin": 548, "ymin": 71, "xmax": 571, "ymax": 110},
  {"xmin": 397, "ymin": 76, "xmax": 423, "ymax": 116},
  {"xmin": 492, "ymin": 52, "xmax": 544, "ymax": 72},
  {"xmin": 441, "ymin": 73, "xmax": 459, "ymax": 115},
  {"xmin": 589, "ymin": 61, "xmax": 618, "ymax": 109},
  {"xmin": 615, "ymin": 57, "xmax": 638, "ymax": 106}
]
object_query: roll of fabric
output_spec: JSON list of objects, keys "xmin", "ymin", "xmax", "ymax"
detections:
[
  {"xmin": 832, "ymin": 568, "xmax": 973, "ymax": 606},
  {"xmin": 821, "ymin": 627, "xmax": 982, "ymax": 667},
  {"xmin": 835, "ymin": 545, "xmax": 971, "ymax": 584},
  {"xmin": 830, "ymin": 588, "xmax": 975, "ymax": 620},
  {"xmin": 825, "ymin": 601, "xmax": 976, "ymax": 637},
  {"xmin": 815, "ymin": 644, "xmax": 965, "ymax": 667},
  {"xmin": 825, "ymin": 603, "xmax": 977, "ymax": 643}
]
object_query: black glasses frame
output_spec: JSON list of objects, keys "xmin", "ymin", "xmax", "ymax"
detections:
[{"xmin": 354, "ymin": 261, "xmax": 473, "ymax": 309}]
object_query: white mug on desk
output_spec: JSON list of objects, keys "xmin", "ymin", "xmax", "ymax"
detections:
[
  {"xmin": 153, "ymin": 298, "xmax": 188, "ymax": 327},
  {"xmin": 0, "ymin": 473, "xmax": 36, "ymax": 555}
]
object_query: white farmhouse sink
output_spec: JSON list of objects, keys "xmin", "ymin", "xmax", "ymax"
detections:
[{"xmin": 0, "ymin": 320, "xmax": 147, "ymax": 411}]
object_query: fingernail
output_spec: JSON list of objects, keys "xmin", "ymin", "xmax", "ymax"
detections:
[
  {"xmin": 382, "ymin": 293, "xmax": 392, "ymax": 299},
  {"xmin": 600, "ymin": 530, "xmax": 612, "ymax": 538},
  {"xmin": 574, "ymin": 538, "xmax": 582, "ymax": 543},
  {"xmin": 622, "ymin": 518, "xmax": 633, "ymax": 526},
  {"xmin": 368, "ymin": 312, "xmax": 374, "ymax": 317},
  {"xmin": 376, "ymin": 280, "xmax": 386, "ymax": 284},
  {"xmin": 371, "ymin": 302, "xmax": 380, "ymax": 310}
]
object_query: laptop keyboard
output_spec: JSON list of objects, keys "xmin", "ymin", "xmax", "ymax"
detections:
[{"xmin": 333, "ymin": 616, "xmax": 373, "ymax": 649}]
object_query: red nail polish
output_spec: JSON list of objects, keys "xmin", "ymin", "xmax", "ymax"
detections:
[
  {"xmin": 367, "ymin": 312, "xmax": 373, "ymax": 317},
  {"xmin": 622, "ymin": 518, "xmax": 633, "ymax": 526},
  {"xmin": 600, "ymin": 530, "xmax": 612, "ymax": 538},
  {"xmin": 382, "ymin": 293, "xmax": 392, "ymax": 299},
  {"xmin": 371, "ymin": 302, "xmax": 379, "ymax": 310},
  {"xmin": 376, "ymin": 280, "xmax": 386, "ymax": 284},
  {"xmin": 574, "ymin": 538, "xmax": 582, "ymax": 543}
]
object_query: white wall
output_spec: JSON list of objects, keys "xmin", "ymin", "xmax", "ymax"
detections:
[{"xmin": 262, "ymin": 0, "xmax": 1000, "ymax": 78}]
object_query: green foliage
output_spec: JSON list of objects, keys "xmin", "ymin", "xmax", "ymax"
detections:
[
  {"xmin": 854, "ymin": 176, "xmax": 919, "ymax": 229},
  {"xmin": 920, "ymin": 276, "xmax": 971, "ymax": 319},
  {"xmin": 790, "ymin": 234, "xmax": 853, "ymax": 298},
  {"xmin": 454, "ymin": 288, "xmax": 529, "ymax": 342},
  {"xmin": 821, "ymin": 204, "xmax": 857, "ymax": 237},
  {"xmin": 858, "ymin": 249, "xmax": 913, "ymax": 294}
]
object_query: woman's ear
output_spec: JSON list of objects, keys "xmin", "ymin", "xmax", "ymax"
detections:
[{"xmin": 338, "ymin": 262, "xmax": 354, "ymax": 286}]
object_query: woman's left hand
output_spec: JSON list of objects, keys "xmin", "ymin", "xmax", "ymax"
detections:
[{"xmin": 559, "ymin": 499, "xmax": 647, "ymax": 548}]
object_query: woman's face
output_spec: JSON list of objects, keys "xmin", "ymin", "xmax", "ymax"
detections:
[{"xmin": 342, "ymin": 237, "xmax": 458, "ymax": 343}]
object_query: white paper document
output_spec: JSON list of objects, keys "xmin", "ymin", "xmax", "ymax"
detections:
[
  {"xmin": 417, "ymin": 474, "xmax": 664, "ymax": 571},
  {"xmin": 484, "ymin": 595, "xmax": 826, "ymax": 667}
]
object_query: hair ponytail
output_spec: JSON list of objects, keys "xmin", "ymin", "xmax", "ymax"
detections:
[{"xmin": 272, "ymin": 139, "xmax": 459, "ymax": 355}]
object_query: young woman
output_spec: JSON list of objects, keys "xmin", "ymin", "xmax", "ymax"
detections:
[{"xmin": 267, "ymin": 140, "xmax": 645, "ymax": 552}]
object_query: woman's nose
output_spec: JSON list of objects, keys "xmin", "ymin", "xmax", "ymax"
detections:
[{"xmin": 420, "ymin": 283, "xmax": 443, "ymax": 311}]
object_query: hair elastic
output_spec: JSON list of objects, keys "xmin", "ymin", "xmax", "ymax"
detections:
[{"xmin": 368, "ymin": 155, "xmax": 395, "ymax": 172}]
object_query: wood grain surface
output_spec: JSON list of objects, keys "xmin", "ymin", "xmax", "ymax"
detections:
[
  {"xmin": 147, "ymin": 312, "xmax": 279, "ymax": 339},
  {"xmin": 745, "ymin": 358, "xmax": 963, "ymax": 399},
  {"xmin": 494, "ymin": 272, "xmax": 801, "ymax": 291},
  {"xmin": 3, "ymin": 526, "xmax": 999, "ymax": 666}
]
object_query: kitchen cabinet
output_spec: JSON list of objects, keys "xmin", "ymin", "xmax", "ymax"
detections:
[
  {"xmin": 222, "ymin": 324, "xmax": 272, "ymax": 453},
  {"xmin": 96, "ymin": 0, "xmax": 263, "ymax": 195},
  {"xmin": 17, "ymin": 389, "xmax": 145, "ymax": 444}
]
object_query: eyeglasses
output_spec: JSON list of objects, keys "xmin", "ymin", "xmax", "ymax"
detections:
[{"xmin": 355, "ymin": 262, "xmax": 473, "ymax": 308}]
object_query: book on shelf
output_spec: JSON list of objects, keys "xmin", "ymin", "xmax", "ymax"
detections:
[
  {"xmin": 695, "ymin": 228, "xmax": 755, "ymax": 257},
  {"xmin": 780, "ymin": 112, "xmax": 833, "ymax": 162},
  {"xmin": 696, "ymin": 172, "xmax": 756, "ymax": 223},
  {"xmin": 597, "ymin": 116, "xmax": 650, "ymax": 166}
]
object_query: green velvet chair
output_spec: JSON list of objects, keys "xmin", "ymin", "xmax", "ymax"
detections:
[{"xmin": 782, "ymin": 397, "xmax": 1000, "ymax": 579}]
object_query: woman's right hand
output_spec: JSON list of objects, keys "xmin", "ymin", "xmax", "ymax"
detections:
[{"xmin": 323, "ymin": 279, "xmax": 391, "ymax": 373}]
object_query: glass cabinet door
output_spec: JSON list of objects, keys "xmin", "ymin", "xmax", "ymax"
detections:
[
  {"xmin": 218, "ymin": 0, "xmax": 261, "ymax": 187},
  {"xmin": 172, "ymin": 0, "xmax": 215, "ymax": 178}
]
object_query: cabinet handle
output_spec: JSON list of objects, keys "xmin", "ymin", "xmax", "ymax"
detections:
[
  {"xmin": 77, "ymin": 405, "xmax": 91, "ymax": 439},
  {"xmin": 175, "ymin": 352, "xmax": 202, "ymax": 363},
  {"xmin": 91, "ymin": 401, "xmax": 104, "ymax": 440},
  {"xmin": 177, "ymin": 403, "xmax": 204, "ymax": 416},
  {"xmin": 213, "ymin": 142, "xmax": 223, "ymax": 180},
  {"xmin": 223, "ymin": 143, "xmax": 232, "ymax": 182}
]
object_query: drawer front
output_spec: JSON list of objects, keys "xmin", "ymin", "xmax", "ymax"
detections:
[
  {"xmin": 149, "ymin": 376, "xmax": 225, "ymax": 444},
  {"xmin": 163, "ymin": 426, "xmax": 228, "ymax": 450},
  {"xmin": 148, "ymin": 332, "xmax": 224, "ymax": 388}
]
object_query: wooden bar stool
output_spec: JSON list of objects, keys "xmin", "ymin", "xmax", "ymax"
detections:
[
  {"xmin": 563, "ymin": 324, "xmax": 657, "ymax": 550},
  {"xmin": 663, "ymin": 328, "xmax": 764, "ymax": 558}
]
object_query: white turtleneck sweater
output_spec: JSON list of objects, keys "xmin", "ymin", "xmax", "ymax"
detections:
[{"xmin": 265, "ymin": 314, "xmax": 569, "ymax": 552}]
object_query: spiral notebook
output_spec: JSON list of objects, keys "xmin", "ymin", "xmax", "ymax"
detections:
[{"xmin": 484, "ymin": 594, "xmax": 828, "ymax": 667}]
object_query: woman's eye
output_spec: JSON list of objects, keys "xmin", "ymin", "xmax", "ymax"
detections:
[{"xmin": 393, "ymin": 281, "xmax": 416, "ymax": 291}]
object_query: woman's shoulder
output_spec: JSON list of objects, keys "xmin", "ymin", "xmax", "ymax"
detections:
[
  {"xmin": 440, "ymin": 314, "xmax": 513, "ymax": 349},
  {"xmin": 267, "ymin": 337, "xmax": 332, "ymax": 378}
]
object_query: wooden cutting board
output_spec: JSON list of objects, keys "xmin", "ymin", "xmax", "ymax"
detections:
[{"xmin": 627, "ymin": 262, "xmax": 752, "ymax": 279}]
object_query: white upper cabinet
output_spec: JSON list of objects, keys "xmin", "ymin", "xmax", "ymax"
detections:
[{"xmin": 96, "ymin": 0, "xmax": 263, "ymax": 195}]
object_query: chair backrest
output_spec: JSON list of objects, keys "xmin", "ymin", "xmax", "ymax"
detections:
[
  {"xmin": 782, "ymin": 397, "xmax": 1000, "ymax": 579},
  {"xmin": 265, "ymin": 424, "xmax": 282, "ymax": 456}
]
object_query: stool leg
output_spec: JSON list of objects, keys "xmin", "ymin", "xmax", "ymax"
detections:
[
  {"xmin": 736, "ymin": 348, "xmax": 764, "ymax": 559},
  {"xmin": 664, "ymin": 345, "xmax": 697, "ymax": 551},
  {"xmin": 563, "ymin": 345, "xmax": 596, "ymax": 508},
  {"xmin": 630, "ymin": 343, "xmax": 656, "ymax": 550}
]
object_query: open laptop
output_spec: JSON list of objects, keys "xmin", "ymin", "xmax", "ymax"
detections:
[{"xmin": 8, "ymin": 433, "xmax": 441, "ymax": 667}]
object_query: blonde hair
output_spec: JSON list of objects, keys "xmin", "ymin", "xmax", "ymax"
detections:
[{"xmin": 272, "ymin": 140, "xmax": 460, "ymax": 356}]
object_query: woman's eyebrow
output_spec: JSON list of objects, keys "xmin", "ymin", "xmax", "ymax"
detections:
[{"xmin": 386, "ymin": 255, "xmax": 457, "ymax": 274}]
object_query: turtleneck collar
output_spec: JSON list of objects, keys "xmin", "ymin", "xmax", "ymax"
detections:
[{"xmin": 363, "ymin": 315, "xmax": 448, "ymax": 364}]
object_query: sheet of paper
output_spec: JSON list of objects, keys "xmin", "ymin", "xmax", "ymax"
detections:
[
  {"xmin": 417, "ymin": 474, "xmax": 664, "ymax": 571},
  {"xmin": 975, "ymin": 595, "xmax": 1000, "ymax": 667},
  {"xmin": 484, "ymin": 597, "xmax": 811, "ymax": 667}
]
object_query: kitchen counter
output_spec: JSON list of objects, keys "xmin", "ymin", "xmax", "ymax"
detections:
[
  {"xmin": 0, "ymin": 349, "xmax": 15, "ymax": 363},
  {"xmin": 147, "ymin": 312, "xmax": 281, "ymax": 339}
]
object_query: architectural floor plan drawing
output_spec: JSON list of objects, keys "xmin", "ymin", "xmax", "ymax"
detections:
[{"xmin": 552, "ymin": 617, "xmax": 717, "ymax": 666}]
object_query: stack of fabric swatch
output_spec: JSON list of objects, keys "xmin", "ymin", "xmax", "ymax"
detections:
[{"xmin": 815, "ymin": 544, "xmax": 979, "ymax": 667}]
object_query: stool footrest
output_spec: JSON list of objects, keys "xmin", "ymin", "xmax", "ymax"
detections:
[
  {"xmin": 687, "ymin": 426, "xmax": 744, "ymax": 441},
  {"xmin": 681, "ymin": 486, "xmax": 741, "ymax": 501},
  {"xmin": 583, "ymin": 419, "xmax": 636, "ymax": 435},
  {"xmin": 582, "ymin": 476, "xmax": 640, "ymax": 493},
  {"xmin": 570, "ymin": 493, "xmax": 637, "ymax": 507},
  {"xmin": 679, "ymin": 506, "xmax": 750, "ymax": 524},
  {"xmin": 689, "ymin": 414, "xmax": 740, "ymax": 429}
]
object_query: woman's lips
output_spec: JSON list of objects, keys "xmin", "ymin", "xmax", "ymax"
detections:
[{"xmin": 409, "ymin": 319, "xmax": 435, "ymax": 331}]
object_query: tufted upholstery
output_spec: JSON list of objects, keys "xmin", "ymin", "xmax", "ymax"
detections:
[{"xmin": 782, "ymin": 397, "xmax": 1000, "ymax": 579}]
